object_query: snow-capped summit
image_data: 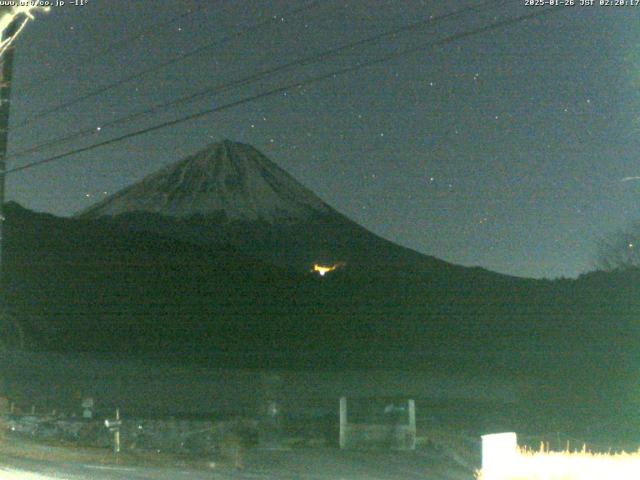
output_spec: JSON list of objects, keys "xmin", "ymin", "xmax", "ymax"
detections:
[
  {"xmin": 77, "ymin": 139, "xmax": 455, "ymax": 274},
  {"xmin": 79, "ymin": 140, "xmax": 331, "ymax": 223}
]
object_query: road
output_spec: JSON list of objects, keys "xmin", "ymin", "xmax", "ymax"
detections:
[
  {"xmin": 0, "ymin": 447, "xmax": 475, "ymax": 479},
  {"xmin": 0, "ymin": 455, "xmax": 213, "ymax": 480}
]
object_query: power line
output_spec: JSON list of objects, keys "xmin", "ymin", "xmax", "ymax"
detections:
[
  {"xmin": 10, "ymin": 0, "xmax": 503, "ymax": 160},
  {"xmin": 13, "ymin": 0, "xmax": 323, "ymax": 129},
  {"xmin": 5, "ymin": 5, "xmax": 568, "ymax": 177},
  {"xmin": 17, "ymin": 2, "xmax": 212, "ymax": 93}
]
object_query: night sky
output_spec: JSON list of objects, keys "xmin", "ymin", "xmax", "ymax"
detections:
[{"xmin": 4, "ymin": 1, "xmax": 640, "ymax": 279}]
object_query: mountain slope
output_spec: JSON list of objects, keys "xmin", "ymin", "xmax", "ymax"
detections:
[
  {"xmin": 2, "ymin": 203, "xmax": 531, "ymax": 359},
  {"xmin": 78, "ymin": 140, "xmax": 503, "ymax": 278},
  {"xmin": 6, "ymin": 202, "xmax": 636, "ymax": 365},
  {"xmin": 3, "ymin": 202, "xmax": 314, "ymax": 355},
  {"xmin": 79, "ymin": 140, "xmax": 331, "ymax": 223}
]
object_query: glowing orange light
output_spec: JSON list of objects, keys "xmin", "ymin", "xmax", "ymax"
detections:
[
  {"xmin": 312, "ymin": 263, "xmax": 344, "ymax": 276},
  {"xmin": 313, "ymin": 264, "xmax": 336, "ymax": 276}
]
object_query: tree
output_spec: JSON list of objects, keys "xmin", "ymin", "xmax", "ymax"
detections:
[{"xmin": 596, "ymin": 221, "xmax": 640, "ymax": 271}]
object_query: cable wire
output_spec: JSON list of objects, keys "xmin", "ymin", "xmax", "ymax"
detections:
[
  {"xmin": 17, "ymin": 1, "xmax": 211, "ymax": 93},
  {"xmin": 13, "ymin": 0, "xmax": 323, "ymax": 129},
  {"xmin": 6, "ymin": 5, "xmax": 568, "ymax": 176},
  {"xmin": 9, "ymin": 0, "xmax": 503, "ymax": 160}
]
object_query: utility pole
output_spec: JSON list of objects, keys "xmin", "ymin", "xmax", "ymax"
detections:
[
  {"xmin": 0, "ymin": 19, "xmax": 17, "ymax": 277},
  {"xmin": 0, "ymin": 6, "xmax": 49, "ymax": 306},
  {"xmin": 0, "ymin": 17, "xmax": 16, "ymax": 401}
]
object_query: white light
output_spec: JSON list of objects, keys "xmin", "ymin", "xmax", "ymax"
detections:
[
  {"xmin": 481, "ymin": 432, "xmax": 518, "ymax": 479},
  {"xmin": 0, "ymin": 5, "xmax": 49, "ymax": 58},
  {"xmin": 479, "ymin": 432, "xmax": 640, "ymax": 480}
]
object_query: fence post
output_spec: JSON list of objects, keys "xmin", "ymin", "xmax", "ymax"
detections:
[
  {"xmin": 105, "ymin": 408, "xmax": 122, "ymax": 455},
  {"xmin": 481, "ymin": 432, "xmax": 518, "ymax": 479},
  {"xmin": 407, "ymin": 399, "xmax": 416, "ymax": 450},
  {"xmin": 114, "ymin": 408, "xmax": 121, "ymax": 454},
  {"xmin": 339, "ymin": 396, "xmax": 347, "ymax": 449}
]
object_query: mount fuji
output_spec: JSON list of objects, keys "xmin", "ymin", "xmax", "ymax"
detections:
[
  {"xmin": 78, "ymin": 139, "xmax": 469, "ymax": 276},
  {"xmin": 80, "ymin": 140, "xmax": 332, "ymax": 223}
]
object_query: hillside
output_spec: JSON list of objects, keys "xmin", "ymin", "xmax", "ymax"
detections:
[{"xmin": 3, "ymin": 202, "xmax": 635, "ymax": 371}]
